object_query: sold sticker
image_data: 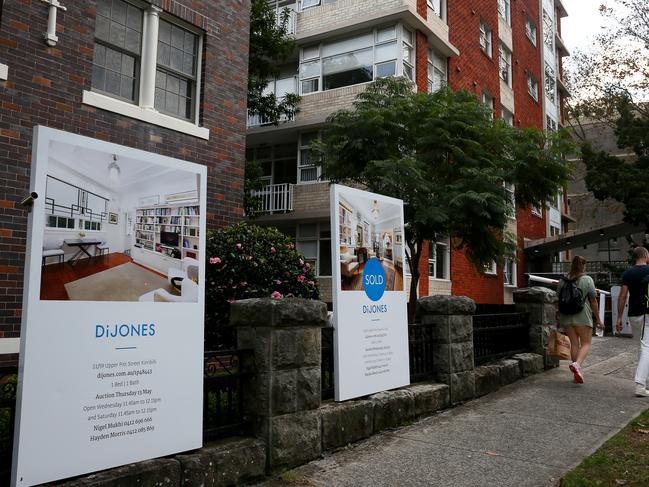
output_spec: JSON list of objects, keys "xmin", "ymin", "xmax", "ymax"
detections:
[{"xmin": 362, "ymin": 257, "xmax": 386, "ymax": 301}]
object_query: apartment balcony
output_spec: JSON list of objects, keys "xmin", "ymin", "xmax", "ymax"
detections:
[
  {"xmin": 554, "ymin": 0, "xmax": 568, "ymax": 18},
  {"xmin": 556, "ymin": 75, "xmax": 572, "ymax": 98},
  {"xmin": 253, "ymin": 181, "xmax": 330, "ymax": 221},
  {"xmin": 247, "ymin": 111, "xmax": 295, "ymax": 128},
  {"xmin": 251, "ymin": 183, "xmax": 294, "ymax": 214},
  {"xmin": 295, "ymin": 0, "xmax": 458, "ymax": 57},
  {"xmin": 555, "ymin": 32, "xmax": 570, "ymax": 57}
]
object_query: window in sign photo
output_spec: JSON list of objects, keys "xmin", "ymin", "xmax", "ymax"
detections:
[
  {"xmin": 80, "ymin": 219, "xmax": 102, "ymax": 232},
  {"xmin": 46, "ymin": 215, "xmax": 76, "ymax": 229}
]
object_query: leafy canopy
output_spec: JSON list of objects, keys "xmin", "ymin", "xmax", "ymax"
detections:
[{"xmin": 316, "ymin": 78, "xmax": 572, "ymax": 307}]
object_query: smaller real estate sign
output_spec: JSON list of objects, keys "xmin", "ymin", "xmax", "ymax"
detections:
[
  {"xmin": 12, "ymin": 127, "xmax": 206, "ymax": 486},
  {"xmin": 330, "ymin": 185, "xmax": 409, "ymax": 401}
]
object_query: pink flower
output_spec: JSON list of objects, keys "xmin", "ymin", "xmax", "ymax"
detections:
[
  {"xmin": 275, "ymin": 279, "xmax": 282, "ymax": 285},
  {"xmin": 240, "ymin": 281, "xmax": 248, "ymax": 287},
  {"xmin": 209, "ymin": 257, "xmax": 221, "ymax": 264},
  {"xmin": 227, "ymin": 298, "xmax": 235, "ymax": 304},
  {"xmin": 271, "ymin": 291, "xmax": 283, "ymax": 299},
  {"xmin": 304, "ymin": 263, "xmax": 311, "ymax": 270},
  {"xmin": 308, "ymin": 280, "xmax": 315, "ymax": 287},
  {"xmin": 236, "ymin": 243, "xmax": 242, "ymax": 250},
  {"xmin": 297, "ymin": 275, "xmax": 305, "ymax": 283},
  {"xmin": 271, "ymin": 246, "xmax": 276, "ymax": 253},
  {"xmin": 299, "ymin": 259, "xmax": 304, "ymax": 266}
]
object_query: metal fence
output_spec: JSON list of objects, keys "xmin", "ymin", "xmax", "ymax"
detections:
[
  {"xmin": 473, "ymin": 312, "xmax": 530, "ymax": 365},
  {"xmin": 203, "ymin": 349, "xmax": 252, "ymax": 441},
  {"xmin": 0, "ymin": 366, "xmax": 17, "ymax": 485},
  {"xmin": 321, "ymin": 323, "xmax": 437, "ymax": 400}
]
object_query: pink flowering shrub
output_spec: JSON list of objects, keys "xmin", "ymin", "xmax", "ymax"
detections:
[{"xmin": 205, "ymin": 223, "xmax": 319, "ymax": 348}]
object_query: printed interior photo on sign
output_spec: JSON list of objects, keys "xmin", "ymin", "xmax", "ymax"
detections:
[
  {"xmin": 338, "ymin": 194, "xmax": 404, "ymax": 292},
  {"xmin": 40, "ymin": 140, "xmax": 201, "ymax": 302}
]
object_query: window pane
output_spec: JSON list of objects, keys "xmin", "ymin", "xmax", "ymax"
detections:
[
  {"xmin": 322, "ymin": 33, "xmax": 373, "ymax": 58},
  {"xmin": 323, "ymin": 49, "xmax": 373, "ymax": 90},
  {"xmin": 120, "ymin": 75, "xmax": 134, "ymax": 100},
  {"xmin": 376, "ymin": 61, "xmax": 396, "ymax": 78},
  {"xmin": 301, "ymin": 79, "xmax": 318, "ymax": 94},
  {"xmin": 297, "ymin": 240, "xmax": 317, "ymax": 258},
  {"xmin": 97, "ymin": 0, "xmax": 111, "ymax": 17},
  {"xmin": 436, "ymin": 244, "xmax": 446, "ymax": 279},
  {"xmin": 159, "ymin": 19, "xmax": 171, "ymax": 43},
  {"xmin": 157, "ymin": 19, "xmax": 198, "ymax": 78},
  {"xmin": 376, "ymin": 26, "xmax": 396, "ymax": 43},
  {"xmin": 375, "ymin": 41, "xmax": 397, "ymax": 63},
  {"xmin": 300, "ymin": 60, "xmax": 320, "ymax": 79},
  {"xmin": 105, "ymin": 70, "xmax": 121, "ymax": 96},
  {"xmin": 95, "ymin": 16, "xmax": 110, "ymax": 41},
  {"xmin": 92, "ymin": 65, "xmax": 106, "ymax": 90},
  {"xmin": 302, "ymin": 45, "xmax": 319, "ymax": 61},
  {"xmin": 319, "ymin": 240, "xmax": 332, "ymax": 276}
]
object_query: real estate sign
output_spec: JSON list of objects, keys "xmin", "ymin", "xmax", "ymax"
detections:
[
  {"xmin": 12, "ymin": 127, "xmax": 206, "ymax": 486},
  {"xmin": 330, "ymin": 185, "xmax": 409, "ymax": 401}
]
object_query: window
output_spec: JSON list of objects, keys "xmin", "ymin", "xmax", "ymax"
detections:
[
  {"xmin": 298, "ymin": 132, "xmax": 321, "ymax": 183},
  {"xmin": 525, "ymin": 17, "xmax": 537, "ymax": 46},
  {"xmin": 428, "ymin": 241, "xmax": 449, "ymax": 280},
  {"xmin": 499, "ymin": 43, "xmax": 512, "ymax": 87},
  {"xmin": 299, "ymin": 25, "xmax": 412, "ymax": 95},
  {"xmin": 546, "ymin": 115, "xmax": 558, "ymax": 132},
  {"xmin": 484, "ymin": 261, "xmax": 497, "ymax": 275},
  {"xmin": 543, "ymin": 9, "xmax": 554, "ymax": 50},
  {"xmin": 301, "ymin": 0, "xmax": 320, "ymax": 9},
  {"xmin": 79, "ymin": 220, "xmax": 102, "ymax": 232},
  {"xmin": 544, "ymin": 63, "xmax": 556, "ymax": 105},
  {"xmin": 502, "ymin": 108, "xmax": 514, "ymax": 126},
  {"xmin": 247, "ymin": 144, "xmax": 297, "ymax": 186},
  {"xmin": 482, "ymin": 91, "xmax": 494, "ymax": 118},
  {"xmin": 402, "ymin": 27, "xmax": 415, "ymax": 81},
  {"xmin": 90, "ymin": 0, "xmax": 204, "ymax": 129},
  {"xmin": 498, "ymin": 0, "xmax": 511, "ymax": 25},
  {"xmin": 154, "ymin": 19, "xmax": 199, "ymax": 120},
  {"xmin": 46, "ymin": 216, "xmax": 76, "ymax": 229},
  {"xmin": 92, "ymin": 0, "xmax": 143, "ymax": 102},
  {"xmin": 550, "ymin": 225, "xmax": 561, "ymax": 237},
  {"xmin": 527, "ymin": 72, "xmax": 539, "ymax": 101},
  {"xmin": 504, "ymin": 259, "xmax": 516, "ymax": 286},
  {"xmin": 427, "ymin": 48, "xmax": 447, "ymax": 93},
  {"xmin": 532, "ymin": 205, "xmax": 543, "ymax": 217},
  {"xmin": 480, "ymin": 20, "xmax": 492, "ymax": 57},
  {"xmin": 296, "ymin": 223, "xmax": 331, "ymax": 277},
  {"xmin": 427, "ymin": 0, "xmax": 444, "ymax": 19}
]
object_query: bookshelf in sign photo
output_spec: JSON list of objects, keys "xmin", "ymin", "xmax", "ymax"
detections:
[{"xmin": 134, "ymin": 204, "xmax": 200, "ymax": 261}]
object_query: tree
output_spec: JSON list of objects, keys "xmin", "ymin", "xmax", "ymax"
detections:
[
  {"xmin": 316, "ymin": 78, "xmax": 572, "ymax": 317},
  {"xmin": 568, "ymin": 1, "xmax": 649, "ymax": 228},
  {"xmin": 248, "ymin": 0, "xmax": 300, "ymax": 124}
]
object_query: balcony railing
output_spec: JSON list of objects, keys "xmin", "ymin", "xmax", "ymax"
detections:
[
  {"xmin": 251, "ymin": 183, "xmax": 294, "ymax": 214},
  {"xmin": 281, "ymin": 9, "xmax": 297, "ymax": 35}
]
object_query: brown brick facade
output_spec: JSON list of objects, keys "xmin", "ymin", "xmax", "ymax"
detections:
[{"xmin": 0, "ymin": 0, "xmax": 250, "ymax": 342}]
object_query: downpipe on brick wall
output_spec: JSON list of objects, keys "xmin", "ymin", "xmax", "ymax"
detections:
[{"xmin": 41, "ymin": 0, "xmax": 67, "ymax": 47}]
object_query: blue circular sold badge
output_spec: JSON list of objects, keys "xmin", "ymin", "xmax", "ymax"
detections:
[{"xmin": 363, "ymin": 257, "xmax": 386, "ymax": 301}]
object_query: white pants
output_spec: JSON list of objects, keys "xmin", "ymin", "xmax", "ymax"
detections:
[{"xmin": 629, "ymin": 315, "xmax": 649, "ymax": 387}]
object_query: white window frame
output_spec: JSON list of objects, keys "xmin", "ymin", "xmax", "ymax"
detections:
[
  {"xmin": 301, "ymin": 0, "xmax": 320, "ymax": 10},
  {"xmin": 401, "ymin": 26, "xmax": 415, "ymax": 82},
  {"xmin": 428, "ymin": 240, "xmax": 450, "ymax": 280},
  {"xmin": 45, "ymin": 215, "xmax": 77, "ymax": 230},
  {"xmin": 527, "ymin": 72, "xmax": 539, "ymax": 101},
  {"xmin": 531, "ymin": 204, "xmax": 543, "ymax": 217},
  {"xmin": 525, "ymin": 17, "xmax": 537, "ymax": 46},
  {"xmin": 296, "ymin": 222, "xmax": 331, "ymax": 277},
  {"xmin": 504, "ymin": 181, "xmax": 516, "ymax": 219},
  {"xmin": 482, "ymin": 91, "xmax": 495, "ymax": 118},
  {"xmin": 504, "ymin": 258, "xmax": 516, "ymax": 287},
  {"xmin": 479, "ymin": 19, "xmax": 492, "ymax": 57},
  {"xmin": 427, "ymin": 48, "xmax": 447, "ymax": 93},
  {"xmin": 502, "ymin": 107, "xmax": 514, "ymax": 126},
  {"xmin": 498, "ymin": 0, "xmax": 511, "ymax": 25},
  {"xmin": 79, "ymin": 219, "xmax": 103, "ymax": 232},
  {"xmin": 544, "ymin": 62, "xmax": 556, "ymax": 105},
  {"xmin": 543, "ymin": 9, "xmax": 554, "ymax": 51},
  {"xmin": 484, "ymin": 261, "xmax": 497, "ymax": 275},
  {"xmin": 546, "ymin": 115, "xmax": 558, "ymax": 132},
  {"xmin": 297, "ymin": 132, "xmax": 322, "ymax": 184},
  {"xmin": 499, "ymin": 43, "xmax": 512, "ymax": 87},
  {"xmin": 427, "ymin": 0, "xmax": 446, "ymax": 21},
  {"xmin": 83, "ymin": 2, "xmax": 208, "ymax": 139}
]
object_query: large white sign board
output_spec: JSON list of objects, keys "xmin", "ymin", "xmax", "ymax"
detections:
[
  {"xmin": 12, "ymin": 127, "xmax": 206, "ymax": 486},
  {"xmin": 331, "ymin": 185, "xmax": 409, "ymax": 401}
]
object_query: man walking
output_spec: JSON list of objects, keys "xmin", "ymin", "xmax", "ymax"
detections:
[{"xmin": 616, "ymin": 246, "xmax": 649, "ymax": 397}]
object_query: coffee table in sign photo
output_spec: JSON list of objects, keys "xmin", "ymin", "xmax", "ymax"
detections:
[{"xmin": 63, "ymin": 238, "xmax": 103, "ymax": 265}]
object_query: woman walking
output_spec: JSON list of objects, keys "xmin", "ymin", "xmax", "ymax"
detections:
[{"xmin": 556, "ymin": 255, "xmax": 604, "ymax": 384}]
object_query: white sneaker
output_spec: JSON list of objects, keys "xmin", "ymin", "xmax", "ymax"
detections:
[{"xmin": 635, "ymin": 384, "xmax": 649, "ymax": 397}]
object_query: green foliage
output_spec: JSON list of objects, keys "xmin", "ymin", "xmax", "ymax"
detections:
[
  {"xmin": 244, "ymin": 159, "xmax": 265, "ymax": 218},
  {"xmin": 583, "ymin": 97, "xmax": 649, "ymax": 229},
  {"xmin": 316, "ymin": 77, "xmax": 572, "ymax": 310},
  {"xmin": 248, "ymin": 0, "xmax": 300, "ymax": 124},
  {"xmin": 204, "ymin": 223, "xmax": 319, "ymax": 348}
]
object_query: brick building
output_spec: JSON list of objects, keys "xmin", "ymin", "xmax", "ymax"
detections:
[
  {"xmin": 247, "ymin": 0, "xmax": 571, "ymax": 305},
  {"xmin": 0, "ymin": 0, "xmax": 250, "ymax": 364}
]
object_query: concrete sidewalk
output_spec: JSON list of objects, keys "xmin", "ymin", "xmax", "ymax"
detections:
[{"xmin": 256, "ymin": 336, "xmax": 648, "ymax": 487}]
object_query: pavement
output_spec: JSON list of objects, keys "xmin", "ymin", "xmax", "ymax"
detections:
[{"xmin": 255, "ymin": 336, "xmax": 649, "ymax": 487}]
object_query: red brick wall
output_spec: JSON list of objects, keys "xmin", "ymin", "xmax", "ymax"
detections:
[
  {"xmin": 0, "ymin": 0, "xmax": 250, "ymax": 341},
  {"xmin": 450, "ymin": 248, "xmax": 504, "ymax": 304},
  {"xmin": 416, "ymin": 30, "xmax": 428, "ymax": 94},
  {"xmin": 417, "ymin": 0, "xmax": 428, "ymax": 18}
]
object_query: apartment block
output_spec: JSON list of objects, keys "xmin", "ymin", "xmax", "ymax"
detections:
[
  {"xmin": 249, "ymin": 0, "xmax": 570, "ymax": 305},
  {"xmin": 0, "ymin": 0, "xmax": 250, "ymax": 363}
]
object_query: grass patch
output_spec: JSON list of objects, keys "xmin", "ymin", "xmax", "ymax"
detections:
[{"xmin": 561, "ymin": 408, "xmax": 649, "ymax": 486}]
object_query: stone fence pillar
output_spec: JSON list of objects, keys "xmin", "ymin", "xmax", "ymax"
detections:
[
  {"xmin": 231, "ymin": 298, "xmax": 327, "ymax": 474},
  {"xmin": 417, "ymin": 295, "xmax": 476, "ymax": 404},
  {"xmin": 513, "ymin": 287, "xmax": 559, "ymax": 369}
]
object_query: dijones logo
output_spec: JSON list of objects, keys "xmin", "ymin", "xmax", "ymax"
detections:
[{"xmin": 362, "ymin": 257, "xmax": 386, "ymax": 301}]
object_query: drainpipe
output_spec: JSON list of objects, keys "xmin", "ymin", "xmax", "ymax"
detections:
[{"xmin": 41, "ymin": 0, "xmax": 67, "ymax": 47}]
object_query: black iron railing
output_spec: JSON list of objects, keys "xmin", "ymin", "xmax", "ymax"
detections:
[
  {"xmin": 0, "ymin": 366, "xmax": 17, "ymax": 485},
  {"xmin": 321, "ymin": 327, "xmax": 335, "ymax": 401},
  {"xmin": 203, "ymin": 350, "xmax": 252, "ymax": 441},
  {"xmin": 408, "ymin": 322, "xmax": 436, "ymax": 383},
  {"xmin": 473, "ymin": 312, "xmax": 530, "ymax": 365}
]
